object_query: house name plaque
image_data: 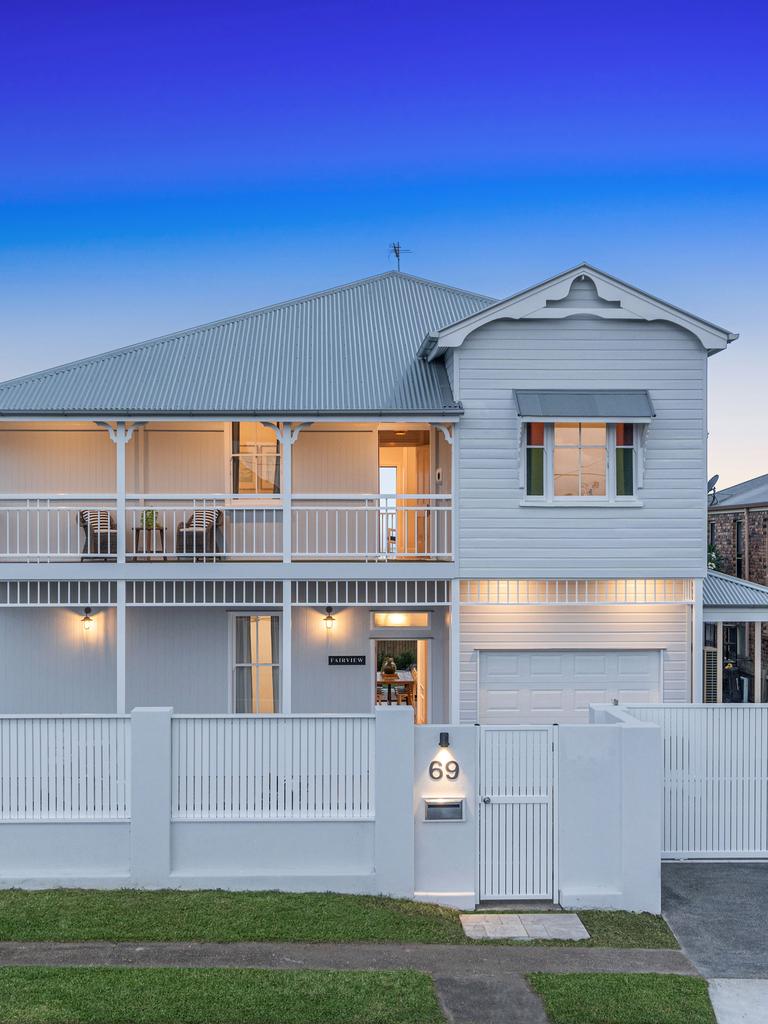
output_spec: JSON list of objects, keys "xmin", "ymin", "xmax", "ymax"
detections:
[{"xmin": 328, "ymin": 655, "xmax": 366, "ymax": 666}]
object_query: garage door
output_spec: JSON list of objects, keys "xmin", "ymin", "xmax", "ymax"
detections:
[{"xmin": 478, "ymin": 649, "xmax": 662, "ymax": 725}]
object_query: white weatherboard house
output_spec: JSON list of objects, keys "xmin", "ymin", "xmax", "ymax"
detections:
[{"xmin": 1, "ymin": 263, "xmax": 764, "ymax": 911}]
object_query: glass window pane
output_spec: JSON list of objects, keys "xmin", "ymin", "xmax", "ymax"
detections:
[
  {"xmin": 234, "ymin": 666, "xmax": 257, "ymax": 714},
  {"xmin": 232, "ymin": 423, "xmax": 280, "ymax": 494},
  {"xmin": 527, "ymin": 422, "xmax": 544, "ymax": 446},
  {"xmin": 554, "ymin": 422, "xmax": 579, "ymax": 445},
  {"xmin": 526, "ymin": 447, "xmax": 545, "ymax": 496},
  {"xmin": 581, "ymin": 447, "xmax": 606, "ymax": 496},
  {"xmin": 616, "ymin": 447, "xmax": 634, "ymax": 495},
  {"xmin": 616, "ymin": 422, "xmax": 634, "ymax": 446},
  {"xmin": 234, "ymin": 616, "xmax": 253, "ymax": 664},
  {"xmin": 256, "ymin": 665, "xmax": 279, "ymax": 713},
  {"xmin": 554, "ymin": 447, "xmax": 579, "ymax": 496},
  {"xmin": 581, "ymin": 423, "xmax": 606, "ymax": 446}
]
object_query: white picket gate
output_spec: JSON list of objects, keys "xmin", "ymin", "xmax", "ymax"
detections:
[
  {"xmin": 478, "ymin": 725, "xmax": 557, "ymax": 900},
  {"xmin": 626, "ymin": 704, "xmax": 768, "ymax": 858}
]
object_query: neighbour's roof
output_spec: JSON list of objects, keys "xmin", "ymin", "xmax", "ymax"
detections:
[
  {"xmin": 711, "ymin": 473, "xmax": 768, "ymax": 509},
  {"xmin": 0, "ymin": 272, "xmax": 496, "ymax": 418},
  {"xmin": 704, "ymin": 571, "xmax": 768, "ymax": 609}
]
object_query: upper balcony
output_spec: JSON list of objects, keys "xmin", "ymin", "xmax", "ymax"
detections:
[{"xmin": 0, "ymin": 420, "xmax": 454, "ymax": 564}]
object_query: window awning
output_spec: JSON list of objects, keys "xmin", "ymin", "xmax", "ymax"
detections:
[{"xmin": 513, "ymin": 389, "xmax": 655, "ymax": 421}]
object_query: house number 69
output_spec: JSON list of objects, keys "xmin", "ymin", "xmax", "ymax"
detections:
[{"xmin": 429, "ymin": 759, "xmax": 460, "ymax": 781}]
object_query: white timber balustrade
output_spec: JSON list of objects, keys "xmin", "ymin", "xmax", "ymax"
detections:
[
  {"xmin": 170, "ymin": 715, "xmax": 376, "ymax": 820},
  {"xmin": 0, "ymin": 715, "xmax": 131, "ymax": 820},
  {"xmin": 622, "ymin": 703, "xmax": 768, "ymax": 858},
  {"xmin": 0, "ymin": 497, "xmax": 118, "ymax": 561},
  {"xmin": 291, "ymin": 494, "xmax": 452, "ymax": 560}
]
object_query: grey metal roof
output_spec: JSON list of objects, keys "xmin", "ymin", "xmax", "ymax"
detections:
[
  {"xmin": 513, "ymin": 389, "xmax": 655, "ymax": 419},
  {"xmin": 711, "ymin": 473, "xmax": 768, "ymax": 509},
  {"xmin": 704, "ymin": 571, "xmax": 768, "ymax": 608},
  {"xmin": 0, "ymin": 272, "xmax": 496, "ymax": 418}
]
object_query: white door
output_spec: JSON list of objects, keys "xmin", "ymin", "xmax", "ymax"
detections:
[
  {"xmin": 479, "ymin": 726, "xmax": 556, "ymax": 900},
  {"xmin": 479, "ymin": 648, "xmax": 661, "ymax": 725}
]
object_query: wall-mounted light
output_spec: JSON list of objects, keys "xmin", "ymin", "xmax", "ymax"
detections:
[
  {"xmin": 323, "ymin": 606, "xmax": 336, "ymax": 630},
  {"xmin": 81, "ymin": 607, "xmax": 94, "ymax": 631},
  {"xmin": 439, "ymin": 731, "xmax": 450, "ymax": 748}
]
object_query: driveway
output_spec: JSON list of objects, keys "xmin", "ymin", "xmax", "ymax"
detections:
[{"xmin": 662, "ymin": 861, "xmax": 768, "ymax": 978}]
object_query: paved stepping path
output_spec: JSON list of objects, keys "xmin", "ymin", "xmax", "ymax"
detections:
[{"xmin": 460, "ymin": 912, "xmax": 590, "ymax": 941}]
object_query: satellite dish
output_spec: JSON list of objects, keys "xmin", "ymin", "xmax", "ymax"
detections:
[{"xmin": 707, "ymin": 474, "xmax": 719, "ymax": 492}]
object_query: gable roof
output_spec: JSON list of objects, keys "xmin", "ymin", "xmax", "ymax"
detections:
[
  {"xmin": 711, "ymin": 473, "xmax": 768, "ymax": 509},
  {"xmin": 704, "ymin": 570, "xmax": 768, "ymax": 609},
  {"xmin": 421, "ymin": 262, "xmax": 738, "ymax": 358},
  {"xmin": 0, "ymin": 272, "xmax": 496, "ymax": 418}
]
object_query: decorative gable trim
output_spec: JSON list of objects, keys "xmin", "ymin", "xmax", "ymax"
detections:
[{"xmin": 426, "ymin": 263, "xmax": 738, "ymax": 357}]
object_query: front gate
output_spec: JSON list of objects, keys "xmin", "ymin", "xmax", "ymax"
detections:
[{"xmin": 478, "ymin": 726, "xmax": 557, "ymax": 900}]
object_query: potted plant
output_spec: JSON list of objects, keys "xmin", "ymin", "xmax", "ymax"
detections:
[{"xmin": 135, "ymin": 509, "xmax": 163, "ymax": 556}]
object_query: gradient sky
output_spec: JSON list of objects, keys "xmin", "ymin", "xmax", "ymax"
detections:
[{"xmin": 1, "ymin": 0, "xmax": 766, "ymax": 486}]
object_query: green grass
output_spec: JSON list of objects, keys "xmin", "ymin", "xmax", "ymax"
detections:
[
  {"xmin": 0, "ymin": 889, "xmax": 677, "ymax": 947},
  {"xmin": 0, "ymin": 967, "xmax": 445, "ymax": 1024},
  {"xmin": 528, "ymin": 973, "xmax": 716, "ymax": 1024}
]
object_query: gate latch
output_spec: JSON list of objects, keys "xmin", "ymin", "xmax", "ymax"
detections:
[{"xmin": 482, "ymin": 796, "xmax": 491, "ymax": 804}]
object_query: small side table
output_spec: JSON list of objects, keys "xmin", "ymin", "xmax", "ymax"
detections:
[{"xmin": 133, "ymin": 527, "xmax": 167, "ymax": 560}]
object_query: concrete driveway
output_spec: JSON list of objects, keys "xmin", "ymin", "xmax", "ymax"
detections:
[{"xmin": 662, "ymin": 861, "xmax": 768, "ymax": 978}]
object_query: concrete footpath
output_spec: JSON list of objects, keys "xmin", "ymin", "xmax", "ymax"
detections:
[{"xmin": 0, "ymin": 941, "xmax": 698, "ymax": 1024}]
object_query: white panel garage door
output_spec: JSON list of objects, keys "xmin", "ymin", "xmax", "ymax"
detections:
[{"xmin": 478, "ymin": 649, "xmax": 662, "ymax": 725}]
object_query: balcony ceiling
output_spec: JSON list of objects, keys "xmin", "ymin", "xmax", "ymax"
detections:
[{"xmin": 0, "ymin": 272, "xmax": 495, "ymax": 419}]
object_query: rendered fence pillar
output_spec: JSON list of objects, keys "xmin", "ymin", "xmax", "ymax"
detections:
[
  {"xmin": 413, "ymin": 724, "xmax": 478, "ymax": 909},
  {"xmin": 558, "ymin": 711, "xmax": 661, "ymax": 913},
  {"xmin": 130, "ymin": 706, "xmax": 173, "ymax": 887},
  {"xmin": 374, "ymin": 706, "xmax": 414, "ymax": 897}
]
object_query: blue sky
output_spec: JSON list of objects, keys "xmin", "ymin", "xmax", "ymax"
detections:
[{"xmin": 1, "ymin": 0, "xmax": 766, "ymax": 485}]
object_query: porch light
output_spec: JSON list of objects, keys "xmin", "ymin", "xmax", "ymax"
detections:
[
  {"xmin": 81, "ymin": 607, "xmax": 94, "ymax": 631},
  {"xmin": 439, "ymin": 731, "xmax": 450, "ymax": 748},
  {"xmin": 323, "ymin": 606, "xmax": 336, "ymax": 630}
]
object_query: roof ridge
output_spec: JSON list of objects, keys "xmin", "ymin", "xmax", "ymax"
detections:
[{"xmin": 0, "ymin": 270, "xmax": 496, "ymax": 393}]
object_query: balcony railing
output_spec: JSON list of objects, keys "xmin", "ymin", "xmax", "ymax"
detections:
[{"xmin": 0, "ymin": 493, "xmax": 452, "ymax": 563}]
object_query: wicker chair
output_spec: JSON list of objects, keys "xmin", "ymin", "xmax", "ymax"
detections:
[
  {"xmin": 176, "ymin": 508, "xmax": 221, "ymax": 559},
  {"xmin": 80, "ymin": 509, "xmax": 118, "ymax": 560}
]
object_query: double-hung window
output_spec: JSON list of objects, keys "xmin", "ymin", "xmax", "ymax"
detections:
[
  {"xmin": 232, "ymin": 614, "xmax": 281, "ymax": 713},
  {"xmin": 525, "ymin": 422, "xmax": 637, "ymax": 501}
]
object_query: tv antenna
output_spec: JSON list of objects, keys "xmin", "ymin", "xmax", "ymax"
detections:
[
  {"xmin": 707, "ymin": 474, "xmax": 719, "ymax": 505},
  {"xmin": 388, "ymin": 241, "xmax": 412, "ymax": 271}
]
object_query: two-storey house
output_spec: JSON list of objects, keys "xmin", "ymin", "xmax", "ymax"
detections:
[{"xmin": 0, "ymin": 264, "xmax": 739, "ymax": 724}]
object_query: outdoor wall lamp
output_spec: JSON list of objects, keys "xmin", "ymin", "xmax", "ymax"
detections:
[
  {"xmin": 438, "ymin": 731, "xmax": 450, "ymax": 748},
  {"xmin": 81, "ymin": 607, "xmax": 94, "ymax": 631},
  {"xmin": 323, "ymin": 606, "xmax": 336, "ymax": 630}
]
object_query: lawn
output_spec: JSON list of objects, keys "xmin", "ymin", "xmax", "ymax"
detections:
[
  {"xmin": 528, "ymin": 973, "xmax": 716, "ymax": 1024},
  {"xmin": 0, "ymin": 889, "xmax": 677, "ymax": 948},
  {"xmin": 0, "ymin": 967, "xmax": 445, "ymax": 1024}
]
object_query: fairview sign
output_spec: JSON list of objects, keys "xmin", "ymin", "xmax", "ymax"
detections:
[{"xmin": 328, "ymin": 655, "xmax": 367, "ymax": 666}]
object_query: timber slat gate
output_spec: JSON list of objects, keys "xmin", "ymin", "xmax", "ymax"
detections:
[{"xmin": 478, "ymin": 725, "xmax": 557, "ymax": 900}]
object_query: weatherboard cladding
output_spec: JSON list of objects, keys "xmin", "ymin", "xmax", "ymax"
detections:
[
  {"xmin": 0, "ymin": 272, "xmax": 495, "ymax": 417},
  {"xmin": 703, "ymin": 571, "xmax": 768, "ymax": 609}
]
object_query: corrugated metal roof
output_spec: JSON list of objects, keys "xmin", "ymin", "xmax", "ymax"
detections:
[
  {"xmin": 704, "ymin": 571, "xmax": 768, "ymax": 608},
  {"xmin": 513, "ymin": 389, "xmax": 654, "ymax": 419},
  {"xmin": 711, "ymin": 473, "xmax": 768, "ymax": 509},
  {"xmin": 0, "ymin": 272, "xmax": 496, "ymax": 417}
]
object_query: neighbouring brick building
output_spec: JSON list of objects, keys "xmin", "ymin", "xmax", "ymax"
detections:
[{"xmin": 708, "ymin": 472, "xmax": 768, "ymax": 699}]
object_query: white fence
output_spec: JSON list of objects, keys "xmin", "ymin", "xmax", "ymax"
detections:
[
  {"xmin": 0, "ymin": 715, "xmax": 131, "ymax": 820},
  {"xmin": 170, "ymin": 715, "xmax": 376, "ymax": 820},
  {"xmin": 626, "ymin": 704, "xmax": 768, "ymax": 858},
  {"xmin": 0, "ymin": 497, "xmax": 118, "ymax": 561},
  {"xmin": 478, "ymin": 726, "xmax": 556, "ymax": 900}
]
